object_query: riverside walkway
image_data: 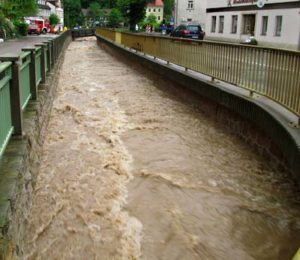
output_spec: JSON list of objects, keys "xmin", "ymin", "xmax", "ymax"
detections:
[{"xmin": 20, "ymin": 37, "xmax": 300, "ymax": 259}]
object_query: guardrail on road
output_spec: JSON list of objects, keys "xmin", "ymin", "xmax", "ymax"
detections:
[{"xmin": 96, "ymin": 28, "xmax": 300, "ymax": 122}]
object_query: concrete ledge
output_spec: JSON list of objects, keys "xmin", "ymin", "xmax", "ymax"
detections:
[{"xmin": 96, "ymin": 34, "xmax": 300, "ymax": 185}]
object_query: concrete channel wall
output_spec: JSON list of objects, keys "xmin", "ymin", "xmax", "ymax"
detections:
[
  {"xmin": 96, "ymin": 33, "xmax": 300, "ymax": 186},
  {"xmin": 0, "ymin": 31, "xmax": 72, "ymax": 259}
]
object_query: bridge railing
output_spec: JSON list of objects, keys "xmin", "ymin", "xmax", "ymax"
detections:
[
  {"xmin": 0, "ymin": 62, "xmax": 13, "ymax": 156},
  {"xmin": 0, "ymin": 30, "xmax": 71, "ymax": 157},
  {"xmin": 96, "ymin": 28, "xmax": 300, "ymax": 119}
]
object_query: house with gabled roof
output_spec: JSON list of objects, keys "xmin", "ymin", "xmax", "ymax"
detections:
[{"xmin": 146, "ymin": 0, "xmax": 164, "ymax": 23}]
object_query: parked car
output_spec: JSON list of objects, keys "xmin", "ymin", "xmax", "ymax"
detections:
[{"xmin": 170, "ymin": 23, "xmax": 205, "ymax": 40}]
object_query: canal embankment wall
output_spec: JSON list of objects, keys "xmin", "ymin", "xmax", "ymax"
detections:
[
  {"xmin": 0, "ymin": 31, "xmax": 72, "ymax": 259},
  {"xmin": 96, "ymin": 33, "xmax": 300, "ymax": 187}
]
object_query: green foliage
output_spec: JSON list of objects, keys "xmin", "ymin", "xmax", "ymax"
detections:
[
  {"xmin": 13, "ymin": 20, "xmax": 28, "ymax": 36},
  {"xmin": 0, "ymin": 0, "xmax": 37, "ymax": 20},
  {"xmin": 108, "ymin": 8, "xmax": 123, "ymax": 27},
  {"xmin": 117, "ymin": 0, "xmax": 146, "ymax": 30},
  {"xmin": 89, "ymin": 2, "xmax": 102, "ymax": 20},
  {"xmin": 145, "ymin": 13, "xmax": 156, "ymax": 25},
  {"xmin": 163, "ymin": 0, "xmax": 174, "ymax": 16},
  {"xmin": 0, "ymin": 16, "xmax": 15, "ymax": 39},
  {"xmin": 64, "ymin": 0, "xmax": 84, "ymax": 28},
  {"xmin": 49, "ymin": 13, "xmax": 60, "ymax": 26}
]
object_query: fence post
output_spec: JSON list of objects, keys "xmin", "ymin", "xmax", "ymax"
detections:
[
  {"xmin": 43, "ymin": 41, "xmax": 51, "ymax": 71},
  {"xmin": 49, "ymin": 39, "xmax": 54, "ymax": 68},
  {"xmin": 22, "ymin": 47, "xmax": 38, "ymax": 100},
  {"xmin": 35, "ymin": 43, "xmax": 46, "ymax": 84},
  {"xmin": 0, "ymin": 55, "xmax": 23, "ymax": 135}
]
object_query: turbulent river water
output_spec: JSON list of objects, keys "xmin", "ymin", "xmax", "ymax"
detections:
[{"xmin": 23, "ymin": 37, "xmax": 300, "ymax": 260}]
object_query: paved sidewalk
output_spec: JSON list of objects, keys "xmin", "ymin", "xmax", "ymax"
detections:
[{"xmin": 0, "ymin": 34, "xmax": 57, "ymax": 56}]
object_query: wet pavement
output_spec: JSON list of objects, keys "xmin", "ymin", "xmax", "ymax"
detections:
[
  {"xmin": 23, "ymin": 37, "xmax": 300, "ymax": 260},
  {"xmin": 0, "ymin": 34, "xmax": 57, "ymax": 56}
]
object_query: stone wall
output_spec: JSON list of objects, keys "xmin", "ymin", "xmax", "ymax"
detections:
[{"xmin": 0, "ymin": 35, "xmax": 71, "ymax": 259}]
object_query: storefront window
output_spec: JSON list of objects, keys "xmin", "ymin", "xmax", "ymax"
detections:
[
  {"xmin": 242, "ymin": 14, "xmax": 255, "ymax": 35},
  {"xmin": 261, "ymin": 16, "xmax": 268, "ymax": 36},
  {"xmin": 275, "ymin": 16, "xmax": 282, "ymax": 36},
  {"xmin": 231, "ymin": 15, "xmax": 238, "ymax": 34},
  {"xmin": 219, "ymin": 16, "xmax": 224, "ymax": 33},
  {"xmin": 211, "ymin": 16, "xmax": 216, "ymax": 33}
]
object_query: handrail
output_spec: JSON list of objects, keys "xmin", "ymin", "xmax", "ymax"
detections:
[{"xmin": 96, "ymin": 28, "xmax": 300, "ymax": 120}]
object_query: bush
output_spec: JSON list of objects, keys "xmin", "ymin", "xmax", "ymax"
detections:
[
  {"xmin": 14, "ymin": 20, "xmax": 28, "ymax": 36},
  {"xmin": 49, "ymin": 13, "xmax": 60, "ymax": 26},
  {"xmin": 0, "ymin": 17, "xmax": 16, "ymax": 39}
]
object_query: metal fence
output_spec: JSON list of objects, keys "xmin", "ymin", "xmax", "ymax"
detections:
[
  {"xmin": 19, "ymin": 51, "xmax": 32, "ymax": 110},
  {"xmin": 35, "ymin": 47, "xmax": 42, "ymax": 85},
  {"xmin": 96, "ymin": 28, "xmax": 300, "ymax": 118},
  {"xmin": 0, "ymin": 30, "xmax": 71, "ymax": 157},
  {"xmin": 0, "ymin": 62, "xmax": 13, "ymax": 156},
  {"xmin": 71, "ymin": 28, "xmax": 95, "ymax": 38}
]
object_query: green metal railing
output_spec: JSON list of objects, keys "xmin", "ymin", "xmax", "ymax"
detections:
[
  {"xmin": 44, "ymin": 44, "xmax": 49, "ymax": 72},
  {"xmin": 0, "ymin": 30, "xmax": 71, "ymax": 157},
  {"xmin": 96, "ymin": 28, "xmax": 300, "ymax": 119},
  {"xmin": 35, "ymin": 47, "xmax": 42, "ymax": 85},
  {"xmin": 0, "ymin": 62, "xmax": 13, "ymax": 156},
  {"xmin": 20, "ymin": 51, "xmax": 32, "ymax": 110}
]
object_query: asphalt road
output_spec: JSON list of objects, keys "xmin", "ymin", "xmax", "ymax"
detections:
[{"xmin": 0, "ymin": 34, "xmax": 57, "ymax": 57}]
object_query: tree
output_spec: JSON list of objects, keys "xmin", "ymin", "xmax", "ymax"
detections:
[
  {"xmin": 63, "ymin": 0, "xmax": 84, "ymax": 28},
  {"xmin": 0, "ymin": 0, "xmax": 37, "ymax": 20},
  {"xmin": 49, "ymin": 13, "xmax": 60, "ymax": 26},
  {"xmin": 163, "ymin": 0, "xmax": 174, "ymax": 16},
  {"xmin": 117, "ymin": 0, "xmax": 146, "ymax": 30},
  {"xmin": 89, "ymin": 2, "xmax": 102, "ymax": 22},
  {"xmin": 108, "ymin": 8, "xmax": 123, "ymax": 27},
  {"xmin": 145, "ymin": 13, "xmax": 156, "ymax": 26}
]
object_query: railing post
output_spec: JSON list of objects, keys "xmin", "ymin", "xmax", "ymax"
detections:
[
  {"xmin": 35, "ymin": 43, "xmax": 46, "ymax": 84},
  {"xmin": 49, "ymin": 39, "xmax": 54, "ymax": 68},
  {"xmin": 22, "ymin": 47, "xmax": 38, "ymax": 100},
  {"xmin": 0, "ymin": 55, "xmax": 23, "ymax": 135},
  {"xmin": 43, "ymin": 41, "xmax": 51, "ymax": 71}
]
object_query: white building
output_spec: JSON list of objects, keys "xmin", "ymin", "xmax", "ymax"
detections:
[
  {"xmin": 37, "ymin": 0, "xmax": 64, "ymax": 26},
  {"xmin": 146, "ymin": 0, "xmax": 164, "ymax": 23},
  {"xmin": 174, "ymin": 0, "xmax": 206, "ymax": 29},
  {"xmin": 205, "ymin": 0, "xmax": 300, "ymax": 50}
]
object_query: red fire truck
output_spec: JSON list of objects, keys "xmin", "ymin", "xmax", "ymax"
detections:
[{"xmin": 25, "ymin": 17, "xmax": 51, "ymax": 35}]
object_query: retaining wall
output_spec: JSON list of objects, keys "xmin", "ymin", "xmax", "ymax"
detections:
[
  {"xmin": 96, "ymin": 34, "xmax": 300, "ymax": 186},
  {"xmin": 0, "ymin": 32, "xmax": 72, "ymax": 259}
]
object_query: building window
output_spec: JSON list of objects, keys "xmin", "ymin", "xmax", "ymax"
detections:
[
  {"xmin": 261, "ymin": 16, "xmax": 268, "ymax": 36},
  {"xmin": 231, "ymin": 15, "xmax": 238, "ymax": 34},
  {"xmin": 188, "ymin": 0, "xmax": 194, "ymax": 9},
  {"xmin": 158, "ymin": 16, "xmax": 160, "ymax": 21},
  {"xmin": 275, "ymin": 16, "xmax": 282, "ymax": 36},
  {"xmin": 187, "ymin": 18, "xmax": 192, "ymax": 22},
  {"xmin": 219, "ymin": 16, "xmax": 224, "ymax": 33},
  {"xmin": 158, "ymin": 8, "xmax": 160, "ymax": 12},
  {"xmin": 148, "ymin": 8, "xmax": 151, "ymax": 12},
  {"xmin": 242, "ymin": 14, "xmax": 255, "ymax": 35},
  {"xmin": 153, "ymin": 8, "xmax": 156, "ymax": 12},
  {"xmin": 211, "ymin": 16, "xmax": 216, "ymax": 33}
]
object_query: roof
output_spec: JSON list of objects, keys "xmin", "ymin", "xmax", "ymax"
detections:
[{"xmin": 147, "ymin": 0, "xmax": 164, "ymax": 7}]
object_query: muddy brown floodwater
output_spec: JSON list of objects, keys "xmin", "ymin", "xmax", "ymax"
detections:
[{"xmin": 23, "ymin": 37, "xmax": 300, "ymax": 260}]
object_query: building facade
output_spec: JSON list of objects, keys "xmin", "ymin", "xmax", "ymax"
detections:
[
  {"xmin": 146, "ymin": 0, "xmax": 164, "ymax": 23},
  {"xmin": 205, "ymin": 0, "xmax": 300, "ymax": 50},
  {"xmin": 37, "ymin": 0, "xmax": 64, "ymax": 26},
  {"xmin": 174, "ymin": 0, "xmax": 206, "ymax": 29}
]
